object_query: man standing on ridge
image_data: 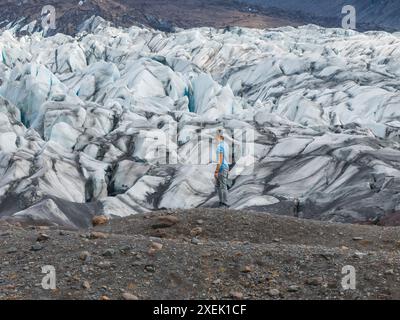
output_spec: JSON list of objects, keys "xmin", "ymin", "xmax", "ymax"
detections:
[{"xmin": 215, "ymin": 129, "xmax": 230, "ymax": 208}]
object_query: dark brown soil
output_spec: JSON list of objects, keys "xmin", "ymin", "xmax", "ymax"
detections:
[{"xmin": 1, "ymin": 208, "xmax": 400, "ymax": 300}]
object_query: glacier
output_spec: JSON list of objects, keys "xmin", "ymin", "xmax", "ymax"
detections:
[{"xmin": 1, "ymin": 19, "xmax": 400, "ymax": 228}]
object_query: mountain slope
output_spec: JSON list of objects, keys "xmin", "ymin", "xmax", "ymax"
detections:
[
  {"xmin": 0, "ymin": 0, "xmax": 304, "ymax": 35},
  {"xmin": 2, "ymin": 1, "xmax": 399, "ymax": 36},
  {"xmin": 240, "ymin": 0, "xmax": 400, "ymax": 31}
]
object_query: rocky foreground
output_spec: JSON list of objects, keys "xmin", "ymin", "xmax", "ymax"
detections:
[{"xmin": 1, "ymin": 208, "xmax": 400, "ymax": 300}]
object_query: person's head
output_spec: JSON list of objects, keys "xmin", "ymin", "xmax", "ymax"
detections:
[{"xmin": 216, "ymin": 129, "xmax": 224, "ymax": 142}]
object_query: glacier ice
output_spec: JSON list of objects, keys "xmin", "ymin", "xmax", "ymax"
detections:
[{"xmin": 1, "ymin": 21, "xmax": 400, "ymax": 227}]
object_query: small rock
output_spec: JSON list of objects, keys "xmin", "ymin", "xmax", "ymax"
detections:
[
  {"xmin": 354, "ymin": 251, "xmax": 367, "ymax": 259},
  {"xmin": 269, "ymin": 289, "xmax": 280, "ymax": 297},
  {"xmin": 122, "ymin": 292, "xmax": 139, "ymax": 300},
  {"xmin": 385, "ymin": 269, "xmax": 395, "ymax": 275},
  {"xmin": 152, "ymin": 215, "xmax": 180, "ymax": 229},
  {"xmin": 196, "ymin": 219, "xmax": 204, "ymax": 225},
  {"xmin": 353, "ymin": 237, "xmax": 364, "ymax": 241},
  {"xmin": 150, "ymin": 229, "xmax": 168, "ymax": 238},
  {"xmin": 89, "ymin": 232, "xmax": 109, "ymax": 240},
  {"xmin": 119, "ymin": 245, "xmax": 131, "ymax": 253},
  {"xmin": 151, "ymin": 242, "xmax": 163, "ymax": 250},
  {"xmin": 79, "ymin": 251, "xmax": 91, "ymax": 261},
  {"xmin": 213, "ymin": 279, "xmax": 221, "ymax": 285},
  {"xmin": 148, "ymin": 242, "xmax": 163, "ymax": 255},
  {"xmin": 306, "ymin": 277, "xmax": 323, "ymax": 286},
  {"xmin": 100, "ymin": 295, "xmax": 110, "ymax": 300},
  {"xmin": 31, "ymin": 243, "xmax": 43, "ymax": 252},
  {"xmin": 190, "ymin": 227, "xmax": 203, "ymax": 237},
  {"xmin": 340, "ymin": 246, "xmax": 349, "ymax": 250},
  {"xmin": 82, "ymin": 281, "xmax": 91, "ymax": 290},
  {"xmin": 92, "ymin": 215, "xmax": 109, "ymax": 227},
  {"xmin": 241, "ymin": 265, "xmax": 253, "ymax": 273},
  {"xmin": 102, "ymin": 249, "xmax": 115, "ymax": 257},
  {"xmin": 144, "ymin": 265, "xmax": 156, "ymax": 273},
  {"xmin": 230, "ymin": 291, "xmax": 244, "ymax": 300},
  {"xmin": 37, "ymin": 233, "xmax": 50, "ymax": 242},
  {"xmin": 191, "ymin": 237, "xmax": 201, "ymax": 245},
  {"xmin": 159, "ymin": 215, "xmax": 179, "ymax": 223},
  {"xmin": 319, "ymin": 253, "xmax": 334, "ymax": 260},
  {"xmin": 287, "ymin": 285, "xmax": 300, "ymax": 292},
  {"xmin": 7, "ymin": 247, "xmax": 18, "ymax": 254}
]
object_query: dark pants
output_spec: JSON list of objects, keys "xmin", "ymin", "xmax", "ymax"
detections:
[{"xmin": 216, "ymin": 169, "xmax": 229, "ymax": 206}]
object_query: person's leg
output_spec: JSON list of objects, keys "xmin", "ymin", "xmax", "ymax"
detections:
[
  {"xmin": 216, "ymin": 174, "xmax": 223, "ymax": 205},
  {"xmin": 217, "ymin": 187, "xmax": 223, "ymax": 206},
  {"xmin": 219, "ymin": 170, "xmax": 229, "ymax": 206}
]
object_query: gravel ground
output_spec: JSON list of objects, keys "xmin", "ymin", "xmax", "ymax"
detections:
[{"xmin": 1, "ymin": 208, "xmax": 400, "ymax": 300}]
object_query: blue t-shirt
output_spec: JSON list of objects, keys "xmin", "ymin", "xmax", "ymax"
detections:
[{"xmin": 216, "ymin": 141, "xmax": 229, "ymax": 172}]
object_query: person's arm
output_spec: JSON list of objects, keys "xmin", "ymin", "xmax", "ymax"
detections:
[{"xmin": 215, "ymin": 152, "xmax": 223, "ymax": 178}]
